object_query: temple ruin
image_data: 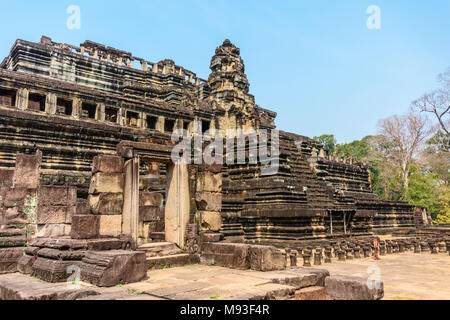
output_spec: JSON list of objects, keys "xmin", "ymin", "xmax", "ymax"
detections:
[{"xmin": 0, "ymin": 36, "xmax": 446, "ymax": 299}]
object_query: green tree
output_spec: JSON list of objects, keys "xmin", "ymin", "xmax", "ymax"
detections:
[
  {"xmin": 313, "ymin": 134, "xmax": 337, "ymax": 153},
  {"xmin": 336, "ymin": 136, "xmax": 372, "ymax": 161}
]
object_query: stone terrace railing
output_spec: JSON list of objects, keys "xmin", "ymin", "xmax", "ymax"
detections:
[{"xmin": 40, "ymin": 36, "xmax": 208, "ymax": 86}]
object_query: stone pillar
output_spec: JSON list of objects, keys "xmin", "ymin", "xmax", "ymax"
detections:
[
  {"xmin": 16, "ymin": 88, "xmax": 29, "ymax": 111},
  {"xmin": 88, "ymin": 155, "xmax": 125, "ymax": 238},
  {"xmin": 96, "ymin": 103, "xmax": 105, "ymax": 121},
  {"xmin": 72, "ymin": 98, "xmax": 82, "ymax": 119},
  {"xmin": 45, "ymin": 93, "xmax": 57, "ymax": 115},
  {"xmin": 118, "ymin": 107, "xmax": 127, "ymax": 126},
  {"xmin": 314, "ymin": 248, "xmax": 322, "ymax": 265},
  {"xmin": 156, "ymin": 117, "xmax": 165, "ymax": 133},
  {"xmin": 302, "ymin": 249, "xmax": 312, "ymax": 267},
  {"xmin": 165, "ymin": 163, "xmax": 190, "ymax": 249},
  {"xmin": 138, "ymin": 112, "xmax": 145, "ymax": 128},
  {"xmin": 290, "ymin": 250, "xmax": 298, "ymax": 267},
  {"xmin": 324, "ymin": 247, "xmax": 332, "ymax": 263},
  {"xmin": 122, "ymin": 156, "xmax": 138, "ymax": 241},
  {"xmin": 195, "ymin": 164, "xmax": 222, "ymax": 234}
]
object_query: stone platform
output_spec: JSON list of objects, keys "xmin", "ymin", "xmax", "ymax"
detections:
[
  {"xmin": 0, "ymin": 265, "xmax": 331, "ymax": 300},
  {"xmin": 322, "ymin": 252, "xmax": 450, "ymax": 300}
]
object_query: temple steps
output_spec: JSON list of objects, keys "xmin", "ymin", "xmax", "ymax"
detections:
[
  {"xmin": 146, "ymin": 253, "xmax": 200, "ymax": 270},
  {"xmin": 137, "ymin": 242, "xmax": 184, "ymax": 258},
  {"xmin": 137, "ymin": 242, "xmax": 200, "ymax": 270}
]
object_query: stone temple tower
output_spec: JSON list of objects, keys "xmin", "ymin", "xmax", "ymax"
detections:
[{"xmin": 206, "ymin": 39, "xmax": 260, "ymax": 133}]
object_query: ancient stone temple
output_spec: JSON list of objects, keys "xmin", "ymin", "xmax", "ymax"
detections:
[{"xmin": 0, "ymin": 36, "xmax": 420, "ymax": 283}]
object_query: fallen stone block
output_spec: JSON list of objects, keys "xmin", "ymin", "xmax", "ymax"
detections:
[
  {"xmin": 17, "ymin": 254, "xmax": 36, "ymax": 275},
  {"xmin": 249, "ymin": 245, "xmax": 286, "ymax": 271},
  {"xmin": 0, "ymin": 247, "xmax": 24, "ymax": 274},
  {"xmin": 80, "ymin": 250, "xmax": 147, "ymax": 287},
  {"xmin": 295, "ymin": 286, "xmax": 328, "ymax": 300},
  {"xmin": 31, "ymin": 257, "xmax": 81, "ymax": 283},
  {"xmin": 325, "ymin": 275, "xmax": 384, "ymax": 300}
]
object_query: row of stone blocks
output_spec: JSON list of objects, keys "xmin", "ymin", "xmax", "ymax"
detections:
[
  {"xmin": 286, "ymin": 236, "xmax": 450, "ymax": 267},
  {"xmin": 200, "ymin": 233, "xmax": 286, "ymax": 271},
  {"xmin": 17, "ymin": 238, "xmax": 147, "ymax": 287}
]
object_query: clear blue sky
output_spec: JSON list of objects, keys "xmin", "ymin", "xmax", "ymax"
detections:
[{"xmin": 0, "ymin": 0, "xmax": 448, "ymax": 143}]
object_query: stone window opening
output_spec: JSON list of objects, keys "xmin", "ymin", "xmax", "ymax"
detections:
[
  {"xmin": 56, "ymin": 98, "xmax": 73, "ymax": 116},
  {"xmin": 202, "ymin": 120, "xmax": 210, "ymax": 134},
  {"xmin": 28, "ymin": 93, "xmax": 46, "ymax": 112},
  {"xmin": 127, "ymin": 111, "xmax": 139, "ymax": 127},
  {"xmin": 164, "ymin": 119, "xmax": 176, "ymax": 133},
  {"xmin": 105, "ymin": 107, "xmax": 118, "ymax": 123},
  {"xmin": 183, "ymin": 120, "xmax": 190, "ymax": 131},
  {"xmin": 146, "ymin": 116, "xmax": 158, "ymax": 130},
  {"xmin": 0, "ymin": 88, "xmax": 16, "ymax": 107},
  {"xmin": 81, "ymin": 102, "xmax": 97, "ymax": 119}
]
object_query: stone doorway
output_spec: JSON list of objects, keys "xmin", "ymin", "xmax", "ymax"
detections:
[
  {"xmin": 325, "ymin": 211, "xmax": 355, "ymax": 237},
  {"xmin": 120, "ymin": 142, "xmax": 191, "ymax": 250}
]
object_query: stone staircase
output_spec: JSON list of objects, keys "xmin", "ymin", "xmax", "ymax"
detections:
[{"xmin": 137, "ymin": 242, "xmax": 199, "ymax": 270}]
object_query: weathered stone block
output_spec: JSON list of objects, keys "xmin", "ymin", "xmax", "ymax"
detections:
[
  {"xmin": 200, "ymin": 232, "xmax": 224, "ymax": 243},
  {"xmin": 13, "ymin": 152, "xmax": 41, "ymax": 189},
  {"xmin": 17, "ymin": 254, "xmax": 36, "ymax": 275},
  {"xmin": 76, "ymin": 199, "xmax": 89, "ymax": 215},
  {"xmin": 206, "ymin": 243, "xmax": 251, "ymax": 269},
  {"xmin": 92, "ymin": 155, "xmax": 124, "ymax": 174},
  {"xmin": 38, "ymin": 186, "xmax": 77, "ymax": 206},
  {"xmin": 295, "ymin": 286, "xmax": 328, "ymax": 300},
  {"xmin": 89, "ymin": 173, "xmax": 124, "ymax": 194},
  {"xmin": 36, "ymin": 205, "xmax": 71, "ymax": 224},
  {"xmin": 0, "ymin": 169, "xmax": 14, "ymax": 188},
  {"xmin": 139, "ymin": 192, "xmax": 164, "ymax": 206},
  {"xmin": 70, "ymin": 215, "xmax": 99, "ymax": 239},
  {"xmin": 325, "ymin": 275, "xmax": 384, "ymax": 300},
  {"xmin": 0, "ymin": 236, "xmax": 28, "ymax": 247},
  {"xmin": 89, "ymin": 193, "xmax": 123, "ymax": 215},
  {"xmin": 86, "ymin": 239, "xmax": 125, "ymax": 251},
  {"xmin": 139, "ymin": 206, "xmax": 164, "ymax": 222},
  {"xmin": 197, "ymin": 172, "xmax": 222, "ymax": 192},
  {"xmin": 249, "ymin": 245, "xmax": 286, "ymax": 271},
  {"xmin": 37, "ymin": 248, "xmax": 86, "ymax": 261},
  {"xmin": 36, "ymin": 224, "xmax": 71, "ymax": 238},
  {"xmin": 98, "ymin": 215, "xmax": 122, "ymax": 237},
  {"xmin": 199, "ymin": 211, "xmax": 222, "ymax": 232},
  {"xmin": 80, "ymin": 250, "xmax": 147, "ymax": 287},
  {"xmin": 195, "ymin": 192, "xmax": 222, "ymax": 211},
  {"xmin": 3, "ymin": 188, "xmax": 34, "ymax": 207},
  {"xmin": 31, "ymin": 257, "xmax": 79, "ymax": 283},
  {"xmin": 0, "ymin": 247, "xmax": 24, "ymax": 274}
]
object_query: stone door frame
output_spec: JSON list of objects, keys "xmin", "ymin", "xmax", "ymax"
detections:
[{"xmin": 118, "ymin": 141, "xmax": 190, "ymax": 249}]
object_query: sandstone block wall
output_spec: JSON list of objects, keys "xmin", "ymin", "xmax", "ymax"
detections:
[
  {"xmin": 84, "ymin": 155, "xmax": 125, "ymax": 238},
  {"xmin": 195, "ymin": 164, "xmax": 222, "ymax": 232}
]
